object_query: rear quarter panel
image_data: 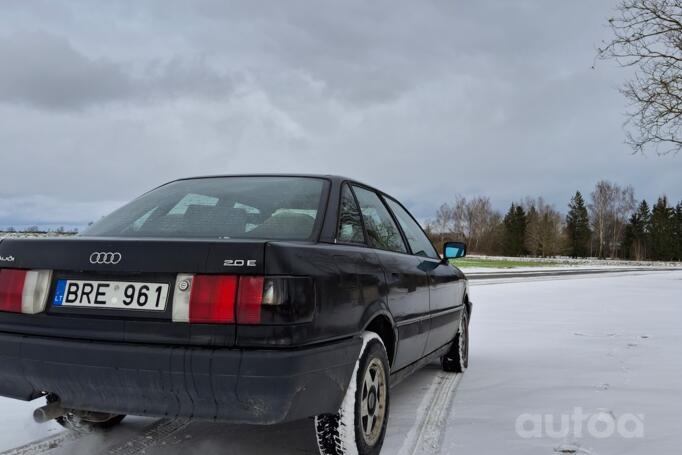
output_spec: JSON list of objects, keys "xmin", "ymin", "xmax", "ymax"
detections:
[{"xmin": 235, "ymin": 242, "xmax": 388, "ymax": 348}]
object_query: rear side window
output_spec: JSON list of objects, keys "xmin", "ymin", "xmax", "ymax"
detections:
[
  {"xmin": 338, "ymin": 184, "xmax": 366, "ymax": 244},
  {"xmin": 352, "ymin": 186, "xmax": 407, "ymax": 253},
  {"xmin": 385, "ymin": 198, "xmax": 439, "ymax": 259},
  {"xmin": 82, "ymin": 177, "xmax": 326, "ymax": 240}
]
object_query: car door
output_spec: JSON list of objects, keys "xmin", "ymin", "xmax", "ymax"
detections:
[
  {"xmin": 383, "ymin": 197, "xmax": 465, "ymax": 355},
  {"xmin": 423, "ymin": 257, "xmax": 465, "ymax": 353},
  {"xmin": 352, "ymin": 185, "xmax": 430, "ymax": 371}
]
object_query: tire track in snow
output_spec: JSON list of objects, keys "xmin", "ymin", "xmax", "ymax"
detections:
[
  {"xmin": 0, "ymin": 418, "xmax": 191, "ymax": 455},
  {"xmin": 397, "ymin": 372, "xmax": 462, "ymax": 455},
  {"xmin": 103, "ymin": 418, "xmax": 191, "ymax": 455},
  {"xmin": 0, "ymin": 430, "xmax": 85, "ymax": 455}
]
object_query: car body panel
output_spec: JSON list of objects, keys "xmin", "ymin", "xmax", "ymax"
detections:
[
  {"xmin": 424, "ymin": 257, "xmax": 466, "ymax": 354},
  {"xmin": 0, "ymin": 331, "xmax": 362, "ymax": 424},
  {"xmin": 236, "ymin": 241, "xmax": 387, "ymax": 348},
  {"xmin": 375, "ymin": 249, "xmax": 431, "ymax": 370},
  {"xmin": 0, "ymin": 237, "xmax": 267, "ymax": 275}
]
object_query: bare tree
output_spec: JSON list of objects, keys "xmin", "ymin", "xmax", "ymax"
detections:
[
  {"xmin": 610, "ymin": 184, "xmax": 637, "ymax": 257},
  {"xmin": 427, "ymin": 195, "xmax": 502, "ymax": 254},
  {"xmin": 464, "ymin": 197, "xmax": 490, "ymax": 252},
  {"xmin": 523, "ymin": 198, "xmax": 564, "ymax": 257},
  {"xmin": 589, "ymin": 181, "xmax": 618, "ymax": 258},
  {"xmin": 589, "ymin": 181, "xmax": 636, "ymax": 258},
  {"xmin": 449, "ymin": 196, "xmax": 468, "ymax": 239},
  {"xmin": 599, "ymin": 0, "xmax": 682, "ymax": 154},
  {"xmin": 452, "ymin": 196, "xmax": 500, "ymax": 253},
  {"xmin": 431, "ymin": 203, "xmax": 456, "ymax": 247}
]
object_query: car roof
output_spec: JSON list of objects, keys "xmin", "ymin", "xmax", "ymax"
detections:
[{"xmin": 171, "ymin": 174, "xmax": 373, "ymax": 189}]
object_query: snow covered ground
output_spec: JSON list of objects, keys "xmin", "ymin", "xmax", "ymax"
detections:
[
  {"xmin": 0, "ymin": 270, "xmax": 680, "ymax": 454},
  {"xmin": 465, "ymin": 254, "xmax": 682, "ymax": 269},
  {"xmin": 445, "ymin": 270, "xmax": 682, "ymax": 455},
  {"xmin": 462, "ymin": 264, "xmax": 677, "ymax": 274}
]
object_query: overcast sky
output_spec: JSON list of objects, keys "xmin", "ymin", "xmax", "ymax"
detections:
[{"xmin": 0, "ymin": 0, "xmax": 680, "ymax": 229}]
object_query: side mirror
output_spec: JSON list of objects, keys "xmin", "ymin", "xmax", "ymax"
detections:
[{"xmin": 443, "ymin": 241, "xmax": 466, "ymax": 260}]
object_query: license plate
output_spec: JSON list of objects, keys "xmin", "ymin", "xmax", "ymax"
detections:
[{"xmin": 53, "ymin": 279, "xmax": 169, "ymax": 311}]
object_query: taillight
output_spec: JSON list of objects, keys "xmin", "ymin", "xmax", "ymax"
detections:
[
  {"xmin": 0, "ymin": 269, "xmax": 52, "ymax": 314},
  {"xmin": 258, "ymin": 277, "xmax": 315, "ymax": 324},
  {"xmin": 0, "ymin": 269, "xmax": 26, "ymax": 313},
  {"xmin": 236, "ymin": 276, "xmax": 264, "ymax": 324},
  {"xmin": 189, "ymin": 275, "xmax": 238, "ymax": 323},
  {"xmin": 172, "ymin": 274, "xmax": 314, "ymax": 325}
]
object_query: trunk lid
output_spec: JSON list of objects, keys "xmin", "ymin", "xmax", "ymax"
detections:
[
  {"xmin": 0, "ymin": 237, "xmax": 267, "ymax": 347},
  {"xmin": 0, "ymin": 237, "xmax": 266, "ymax": 274}
]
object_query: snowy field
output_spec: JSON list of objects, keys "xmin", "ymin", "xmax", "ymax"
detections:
[
  {"xmin": 0, "ymin": 270, "xmax": 680, "ymax": 455},
  {"xmin": 464, "ymin": 254, "xmax": 682, "ymax": 269},
  {"xmin": 463, "ymin": 264, "xmax": 680, "ymax": 274}
]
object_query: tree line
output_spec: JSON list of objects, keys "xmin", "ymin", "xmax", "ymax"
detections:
[
  {"xmin": 425, "ymin": 180, "xmax": 682, "ymax": 261},
  {"xmin": 1, "ymin": 226, "xmax": 78, "ymax": 235}
]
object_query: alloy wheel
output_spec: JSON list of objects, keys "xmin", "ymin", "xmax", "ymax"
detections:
[{"xmin": 359, "ymin": 357, "xmax": 387, "ymax": 446}]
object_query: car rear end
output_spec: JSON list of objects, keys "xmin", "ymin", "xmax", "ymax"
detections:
[{"xmin": 0, "ymin": 176, "xmax": 362, "ymax": 424}]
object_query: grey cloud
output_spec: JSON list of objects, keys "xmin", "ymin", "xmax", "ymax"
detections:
[
  {"xmin": 0, "ymin": 32, "xmax": 236, "ymax": 110},
  {"xmin": 142, "ymin": 57, "xmax": 235, "ymax": 100},
  {"xmin": 0, "ymin": 32, "xmax": 133, "ymax": 109},
  {"xmin": 136, "ymin": 0, "xmax": 458, "ymax": 107}
]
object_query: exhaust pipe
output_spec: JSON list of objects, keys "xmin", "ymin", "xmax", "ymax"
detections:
[{"xmin": 33, "ymin": 401, "xmax": 65, "ymax": 424}]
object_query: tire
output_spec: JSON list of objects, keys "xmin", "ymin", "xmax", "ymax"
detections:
[
  {"xmin": 315, "ymin": 333, "xmax": 390, "ymax": 455},
  {"xmin": 442, "ymin": 309, "xmax": 469, "ymax": 373}
]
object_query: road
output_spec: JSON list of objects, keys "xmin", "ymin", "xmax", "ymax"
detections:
[{"xmin": 1, "ymin": 268, "xmax": 680, "ymax": 455}]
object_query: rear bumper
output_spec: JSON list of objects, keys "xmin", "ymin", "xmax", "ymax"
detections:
[{"xmin": 0, "ymin": 332, "xmax": 362, "ymax": 424}]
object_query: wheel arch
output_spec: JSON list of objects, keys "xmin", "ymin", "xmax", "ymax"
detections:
[
  {"xmin": 363, "ymin": 311, "xmax": 397, "ymax": 369},
  {"xmin": 464, "ymin": 292, "xmax": 471, "ymax": 316}
]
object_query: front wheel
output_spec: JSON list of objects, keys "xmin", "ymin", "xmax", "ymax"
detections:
[
  {"xmin": 315, "ymin": 333, "xmax": 390, "ymax": 455},
  {"xmin": 442, "ymin": 310, "xmax": 469, "ymax": 373}
]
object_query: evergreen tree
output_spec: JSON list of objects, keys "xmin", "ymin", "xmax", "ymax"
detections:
[
  {"xmin": 503, "ymin": 203, "xmax": 527, "ymax": 256},
  {"xmin": 524, "ymin": 205, "xmax": 539, "ymax": 256},
  {"xmin": 650, "ymin": 196, "xmax": 676, "ymax": 260},
  {"xmin": 674, "ymin": 202, "xmax": 682, "ymax": 261},
  {"xmin": 623, "ymin": 200, "xmax": 651, "ymax": 260},
  {"xmin": 565, "ymin": 191, "xmax": 591, "ymax": 257}
]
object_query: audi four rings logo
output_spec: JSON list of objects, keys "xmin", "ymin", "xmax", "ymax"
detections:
[{"xmin": 89, "ymin": 252, "xmax": 122, "ymax": 265}]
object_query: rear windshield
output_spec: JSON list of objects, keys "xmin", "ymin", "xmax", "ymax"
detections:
[{"xmin": 82, "ymin": 177, "xmax": 327, "ymax": 240}]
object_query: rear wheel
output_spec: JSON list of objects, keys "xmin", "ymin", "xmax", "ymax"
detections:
[
  {"xmin": 315, "ymin": 333, "xmax": 390, "ymax": 455},
  {"xmin": 442, "ymin": 310, "xmax": 469, "ymax": 373}
]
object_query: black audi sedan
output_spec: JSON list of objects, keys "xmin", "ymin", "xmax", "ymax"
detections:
[{"xmin": 0, "ymin": 175, "xmax": 470, "ymax": 455}]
